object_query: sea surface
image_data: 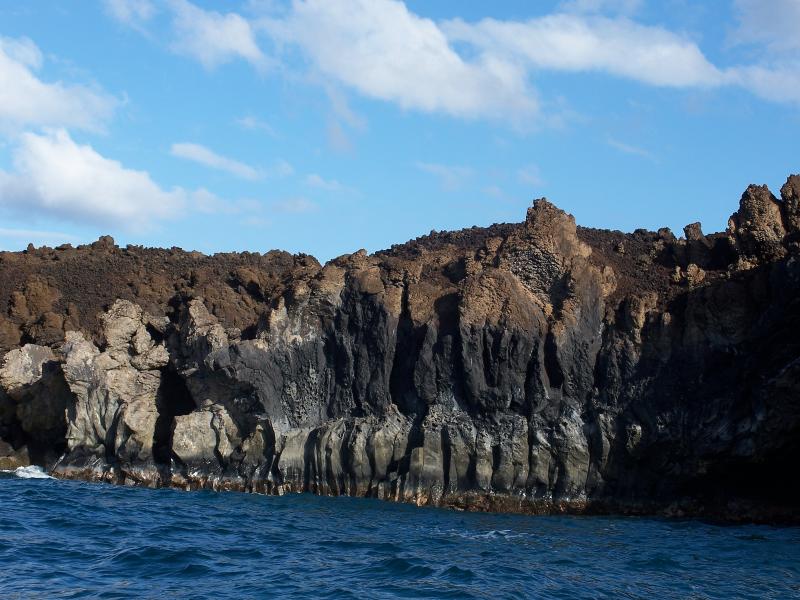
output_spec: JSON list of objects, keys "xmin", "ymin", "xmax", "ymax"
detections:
[{"xmin": 1, "ymin": 467, "xmax": 799, "ymax": 599}]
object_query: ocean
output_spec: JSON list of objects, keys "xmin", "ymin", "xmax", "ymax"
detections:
[{"xmin": 1, "ymin": 467, "xmax": 798, "ymax": 599}]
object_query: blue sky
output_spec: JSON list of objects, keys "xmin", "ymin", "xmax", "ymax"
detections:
[{"xmin": 0, "ymin": 0, "xmax": 798, "ymax": 261}]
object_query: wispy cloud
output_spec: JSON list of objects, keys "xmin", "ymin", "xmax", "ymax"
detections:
[
  {"xmin": 730, "ymin": 0, "xmax": 800, "ymax": 54},
  {"xmin": 103, "ymin": 0, "xmax": 156, "ymax": 32},
  {"xmin": 415, "ymin": 162, "xmax": 472, "ymax": 191},
  {"xmin": 326, "ymin": 121, "xmax": 353, "ymax": 153},
  {"xmin": 607, "ymin": 137, "xmax": 656, "ymax": 161},
  {"xmin": 558, "ymin": 0, "xmax": 643, "ymax": 15},
  {"xmin": 103, "ymin": 0, "xmax": 800, "ymax": 129},
  {"xmin": 443, "ymin": 14, "xmax": 724, "ymax": 89},
  {"xmin": 724, "ymin": 0, "xmax": 800, "ymax": 105},
  {"xmin": 235, "ymin": 115, "xmax": 277, "ymax": 137},
  {"xmin": 170, "ymin": 142, "xmax": 263, "ymax": 180}
]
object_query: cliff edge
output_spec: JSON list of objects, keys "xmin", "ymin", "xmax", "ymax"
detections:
[{"xmin": 1, "ymin": 177, "xmax": 799, "ymax": 522}]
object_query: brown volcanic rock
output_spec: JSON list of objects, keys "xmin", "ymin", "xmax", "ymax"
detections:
[
  {"xmin": 2, "ymin": 176, "xmax": 800, "ymax": 522},
  {"xmin": 728, "ymin": 184, "xmax": 787, "ymax": 262},
  {"xmin": 0, "ymin": 243, "xmax": 320, "ymax": 354}
]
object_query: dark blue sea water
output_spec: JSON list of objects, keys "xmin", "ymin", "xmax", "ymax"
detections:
[{"xmin": 1, "ymin": 468, "xmax": 799, "ymax": 599}]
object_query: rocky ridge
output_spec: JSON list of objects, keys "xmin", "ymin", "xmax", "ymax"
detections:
[{"xmin": 1, "ymin": 177, "xmax": 799, "ymax": 522}]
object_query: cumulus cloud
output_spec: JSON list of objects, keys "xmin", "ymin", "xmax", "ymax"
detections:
[
  {"xmin": 253, "ymin": 0, "xmax": 793, "ymax": 119},
  {"xmin": 0, "ymin": 129, "xmax": 218, "ymax": 232},
  {"xmin": 443, "ymin": 14, "xmax": 724, "ymax": 88},
  {"xmin": 170, "ymin": 142, "xmax": 263, "ymax": 180},
  {"xmin": 169, "ymin": 0, "xmax": 269, "ymax": 69},
  {"xmin": 260, "ymin": 0, "xmax": 538, "ymax": 120},
  {"xmin": 0, "ymin": 36, "xmax": 117, "ymax": 132},
  {"xmin": 105, "ymin": 0, "xmax": 800, "ymax": 119}
]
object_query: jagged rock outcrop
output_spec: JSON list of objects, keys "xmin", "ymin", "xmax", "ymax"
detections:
[
  {"xmin": 56, "ymin": 300, "xmax": 170, "ymax": 484},
  {"xmin": 0, "ymin": 343, "xmax": 70, "ymax": 465},
  {"xmin": 1, "ymin": 176, "xmax": 799, "ymax": 522}
]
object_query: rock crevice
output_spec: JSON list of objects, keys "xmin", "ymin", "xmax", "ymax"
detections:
[{"xmin": 1, "ymin": 179, "xmax": 799, "ymax": 522}]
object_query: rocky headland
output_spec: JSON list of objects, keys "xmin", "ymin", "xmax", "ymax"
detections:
[{"xmin": 1, "ymin": 177, "xmax": 799, "ymax": 523}]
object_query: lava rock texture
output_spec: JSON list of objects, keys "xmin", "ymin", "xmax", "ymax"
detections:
[{"xmin": 2, "ymin": 178, "xmax": 800, "ymax": 522}]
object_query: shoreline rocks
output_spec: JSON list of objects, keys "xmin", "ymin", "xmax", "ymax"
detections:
[{"xmin": 2, "ymin": 177, "xmax": 800, "ymax": 524}]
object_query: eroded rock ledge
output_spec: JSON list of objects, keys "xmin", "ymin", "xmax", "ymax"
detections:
[{"xmin": 2, "ymin": 179, "xmax": 800, "ymax": 523}]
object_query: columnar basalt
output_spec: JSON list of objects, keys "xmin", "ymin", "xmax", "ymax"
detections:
[{"xmin": 1, "ymin": 179, "xmax": 799, "ymax": 522}]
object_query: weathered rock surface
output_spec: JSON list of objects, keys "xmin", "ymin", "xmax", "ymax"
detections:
[
  {"xmin": 56, "ymin": 300, "xmax": 170, "ymax": 484},
  {"xmin": 1, "ymin": 177, "xmax": 799, "ymax": 522},
  {"xmin": 0, "ymin": 344, "xmax": 69, "ymax": 464}
]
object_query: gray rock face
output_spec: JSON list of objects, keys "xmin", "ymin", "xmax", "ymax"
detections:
[
  {"xmin": 58, "ymin": 300, "xmax": 169, "ymax": 481},
  {"xmin": 0, "ymin": 344, "xmax": 69, "ymax": 463},
  {"xmin": 1, "ymin": 178, "xmax": 799, "ymax": 521}
]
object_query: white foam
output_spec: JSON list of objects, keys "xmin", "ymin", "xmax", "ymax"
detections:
[{"xmin": 6, "ymin": 465, "xmax": 53, "ymax": 479}]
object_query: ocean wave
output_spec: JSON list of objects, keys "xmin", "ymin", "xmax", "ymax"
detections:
[
  {"xmin": 1, "ymin": 466, "xmax": 53, "ymax": 479},
  {"xmin": 0, "ymin": 480, "xmax": 798, "ymax": 599}
]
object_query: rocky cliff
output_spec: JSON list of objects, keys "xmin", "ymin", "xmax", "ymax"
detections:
[{"xmin": 1, "ymin": 177, "xmax": 799, "ymax": 522}]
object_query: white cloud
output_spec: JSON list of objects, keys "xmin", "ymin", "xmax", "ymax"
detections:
[
  {"xmin": 260, "ymin": 0, "xmax": 538, "ymax": 120},
  {"xmin": 443, "ymin": 14, "xmax": 724, "ymax": 88},
  {"xmin": 0, "ymin": 129, "xmax": 208, "ymax": 231},
  {"xmin": 726, "ymin": 0, "xmax": 800, "ymax": 104},
  {"xmin": 253, "ymin": 0, "xmax": 800, "ymax": 120},
  {"xmin": 0, "ymin": 36, "xmax": 117, "ymax": 132},
  {"xmin": 236, "ymin": 115, "xmax": 277, "ymax": 136},
  {"xmin": 415, "ymin": 162, "xmax": 472, "ymax": 191},
  {"xmin": 169, "ymin": 0, "xmax": 269, "ymax": 69},
  {"xmin": 104, "ymin": 0, "xmax": 156, "ymax": 29},
  {"xmin": 171, "ymin": 142, "xmax": 263, "ymax": 180},
  {"xmin": 726, "ymin": 64, "xmax": 800, "ymax": 104}
]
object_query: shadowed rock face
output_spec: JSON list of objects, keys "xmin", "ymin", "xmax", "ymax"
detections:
[{"xmin": 1, "ymin": 179, "xmax": 799, "ymax": 522}]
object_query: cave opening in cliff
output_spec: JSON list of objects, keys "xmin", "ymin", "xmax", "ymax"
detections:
[
  {"xmin": 153, "ymin": 368, "xmax": 196, "ymax": 465},
  {"xmin": 686, "ymin": 441, "xmax": 800, "ymax": 513}
]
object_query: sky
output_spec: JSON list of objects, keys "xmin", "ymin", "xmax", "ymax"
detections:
[{"xmin": 0, "ymin": 0, "xmax": 798, "ymax": 261}]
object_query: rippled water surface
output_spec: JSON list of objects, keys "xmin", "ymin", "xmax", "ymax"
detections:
[{"xmin": 1, "ymin": 471, "xmax": 799, "ymax": 599}]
